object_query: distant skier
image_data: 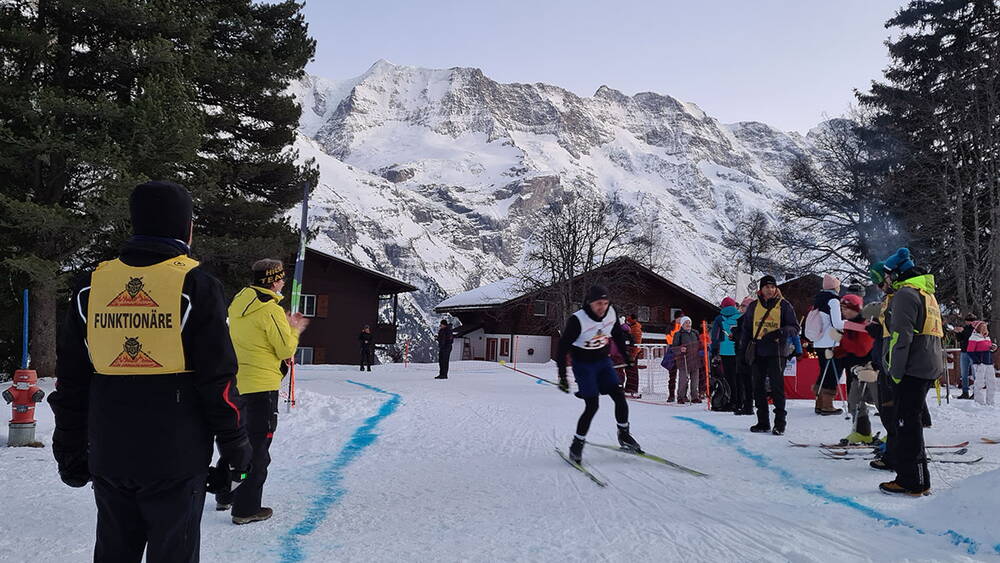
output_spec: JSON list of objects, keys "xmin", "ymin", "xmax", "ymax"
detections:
[
  {"xmin": 359, "ymin": 324, "xmax": 373, "ymax": 372},
  {"xmin": 556, "ymin": 286, "xmax": 641, "ymax": 463},
  {"xmin": 435, "ymin": 320, "xmax": 454, "ymax": 379}
]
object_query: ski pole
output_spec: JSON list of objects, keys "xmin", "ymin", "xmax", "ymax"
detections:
[{"xmin": 498, "ymin": 361, "xmax": 569, "ymax": 393}]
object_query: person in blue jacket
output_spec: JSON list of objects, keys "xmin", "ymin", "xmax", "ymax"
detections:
[{"xmin": 710, "ymin": 297, "xmax": 741, "ymax": 411}]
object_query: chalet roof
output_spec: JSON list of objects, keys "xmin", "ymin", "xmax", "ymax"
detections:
[
  {"xmin": 434, "ymin": 257, "xmax": 718, "ymax": 314},
  {"xmin": 306, "ymin": 247, "xmax": 417, "ymax": 294}
]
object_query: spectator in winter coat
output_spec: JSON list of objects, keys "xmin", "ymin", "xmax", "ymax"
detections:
[
  {"xmin": 710, "ymin": 297, "xmax": 741, "ymax": 412},
  {"xmin": 876, "ymin": 248, "xmax": 943, "ymax": 496},
  {"xmin": 435, "ymin": 320, "xmax": 454, "ymax": 379},
  {"xmin": 739, "ymin": 275, "xmax": 799, "ymax": 435},
  {"xmin": 665, "ymin": 311, "xmax": 683, "ymax": 402},
  {"xmin": 953, "ymin": 314, "xmax": 978, "ymax": 399},
  {"xmin": 810, "ymin": 274, "xmax": 846, "ymax": 416},
  {"xmin": 730, "ymin": 297, "xmax": 756, "ymax": 415},
  {"xmin": 837, "ymin": 294, "xmax": 877, "ymax": 443},
  {"xmin": 671, "ymin": 317, "xmax": 702, "ymax": 404},
  {"xmin": 967, "ymin": 321, "xmax": 996, "ymax": 406},
  {"xmin": 358, "ymin": 325, "xmax": 373, "ymax": 372},
  {"xmin": 49, "ymin": 181, "xmax": 252, "ymax": 559},
  {"xmin": 220, "ymin": 258, "xmax": 310, "ymax": 524}
]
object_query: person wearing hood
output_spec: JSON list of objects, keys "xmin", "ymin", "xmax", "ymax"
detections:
[
  {"xmin": 739, "ymin": 275, "xmax": 799, "ymax": 435},
  {"xmin": 710, "ymin": 297, "xmax": 741, "ymax": 411},
  {"xmin": 556, "ymin": 286, "xmax": 641, "ymax": 463},
  {"xmin": 874, "ymin": 248, "xmax": 943, "ymax": 496},
  {"xmin": 809, "ymin": 274, "xmax": 846, "ymax": 416},
  {"xmin": 49, "ymin": 181, "xmax": 252, "ymax": 560},
  {"xmin": 217, "ymin": 259, "xmax": 310, "ymax": 523}
]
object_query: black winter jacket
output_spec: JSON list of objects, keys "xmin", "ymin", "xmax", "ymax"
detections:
[{"xmin": 49, "ymin": 238, "xmax": 246, "ymax": 480}]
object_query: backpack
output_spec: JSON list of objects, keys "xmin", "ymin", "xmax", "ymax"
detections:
[
  {"xmin": 803, "ymin": 307, "xmax": 825, "ymax": 342},
  {"xmin": 710, "ymin": 377, "xmax": 732, "ymax": 411}
]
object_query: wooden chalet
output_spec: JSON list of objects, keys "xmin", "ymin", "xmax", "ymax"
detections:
[
  {"xmin": 294, "ymin": 247, "xmax": 417, "ymax": 365},
  {"xmin": 434, "ymin": 257, "xmax": 720, "ymax": 363}
]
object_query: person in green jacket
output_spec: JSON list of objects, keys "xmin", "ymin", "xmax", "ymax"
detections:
[{"xmin": 216, "ymin": 259, "xmax": 309, "ymax": 523}]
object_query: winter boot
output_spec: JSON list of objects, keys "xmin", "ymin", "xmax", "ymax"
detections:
[
  {"xmin": 819, "ymin": 390, "xmax": 843, "ymax": 416},
  {"xmin": 232, "ymin": 507, "xmax": 274, "ymax": 525},
  {"xmin": 569, "ymin": 436, "xmax": 585, "ymax": 463},
  {"xmin": 750, "ymin": 413, "xmax": 771, "ymax": 433},
  {"xmin": 667, "ymin": 393, "xmax": 675, "ymax": 402},
  {"xmin": 216, "ymin": 502, "xmax": 232, "ymax": 512},
  {"xmin": 617, "ymin": 424, "xmax": 642, "ymax": 453},
  {"xmin": 958, "ymin": 391, "xmax": 971, "ymax": 400},
  {"xmin": 434, "ymin": 374, "xmax": 447, "ymax": 380},
  {"xmin": 869, "ymin": 458, "xmax": 893, "ymax": 471},
  {"xmin": 879, "ymin": 481, "xmax": 930, "ymax": 497},
  {"xmin": 812, "ymin": 384, "xmax": 822, "ymax": 414}
]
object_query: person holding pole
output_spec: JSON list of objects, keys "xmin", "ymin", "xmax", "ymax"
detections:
[
  {"xmin": 556, "ymin": 286, "xmax": 641, "ymax": 463},
  {"xmin": 216, "ymin": 259, "xmax": 309, "ymax": 523}
]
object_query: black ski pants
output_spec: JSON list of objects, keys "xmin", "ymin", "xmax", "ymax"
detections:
[
  {"xmin": 892, "ymin": 376, "xmax": 933, "ymax": 491},
  {"xmin": 752, "ymin": 355, "xmax": 786, "ymax": 427},
  {"xmin": 733, "ymin": 357, "xmax": 754, "ymax": 413},
  {"xmin": 438, "ymin": 345, "xmax": 451, "ymax": 378},
  {"xmin": 575, "ymin": 390, "xmax": 629, "ymax": 437},
  {"xmin": 93, "ymin": 473, "xmax": 206, "ymax": 563},
  {"xmin": 360, "ymin": 344, "xmax": 372, "ymax": 370},
  {"xmin": 720, "ymin": 355, "xmax": 737, "ymax": 410},
  {"xmin": 217, "ymin": 390, "xmax": 277, "ymax": 518},
  {"xmin": 815, "ymin": 349, "xmax": 840, "ymax": 392}
]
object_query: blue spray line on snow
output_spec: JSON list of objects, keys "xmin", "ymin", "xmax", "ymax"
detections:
[
  {"xmin": 674, "ymin": 416, "xmax": 986, "ymax": 556},
  {"xmin": 278, "ymin": 380, "xmax": 402, "ymax": 563}
]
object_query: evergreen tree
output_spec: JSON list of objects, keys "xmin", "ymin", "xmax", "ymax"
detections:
[
  {"xmin": 859, "ymin": 0, "xmax": 999, "ymax": 320},
  {"xmin": 0, "ymin": 1, "xmax": 316, "ymax": 376}
]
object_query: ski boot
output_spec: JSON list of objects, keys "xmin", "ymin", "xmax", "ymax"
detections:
[
  {"xmin": 879, "ymin": 481, "xmax": 930, "ymax": 497},
  {"xmin": 569, "ymin": 436, "xmax": 585, "ymax": 464},
  {"xmin": 617, "ymin": 424, "xmax": 642, "ymax": 453},
  {"xmin": 843, "ymin": 432, "xmax": 873, "ymax": 445}
]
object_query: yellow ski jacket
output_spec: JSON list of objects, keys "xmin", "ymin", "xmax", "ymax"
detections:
[{"xmin": 228, "ymin": 286, "xmax": 299, "ymax": 394}]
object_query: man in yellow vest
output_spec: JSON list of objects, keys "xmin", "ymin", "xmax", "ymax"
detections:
[
  {"xmin": 49, "ymin": 181, "xmax": 252, "ymax": 562},
  {"xmin": 739, "ymin": 275, "xmax": 799, "ymax": 436},
  {"xmin": 875, "ymin": 248, "xmax": 943, "ymax": 497},
  {"xmin": 216, "ymin": 259, "xmax": 309, "ymax": 524}
]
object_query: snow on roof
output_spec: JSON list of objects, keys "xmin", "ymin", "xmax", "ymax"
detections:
[{"xmin": 436, "ymin": 277, "xmax": 523, "ymax": 310}]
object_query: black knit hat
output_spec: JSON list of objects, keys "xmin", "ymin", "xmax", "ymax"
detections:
[
  {"xmin": 585, "ymin": 285, "xmax": 609, "ymax": 304},
  {"xmin": 130, "ymin": 181, "xmax": 193, "ymax": 241},
  {"xmin": 759, "ymin": 275, "xmax": 777, "ymax": 288}
]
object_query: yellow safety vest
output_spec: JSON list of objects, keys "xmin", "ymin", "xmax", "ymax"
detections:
[
  {"xmin": 87, "ymin": 256, "xmax": 199, "ymax": 375},
  {"xmin": 913, "ymin": 288, "xmax": 944, "ymax": 338},
  {"xmin": 751, "ymin": 298, "xmax": 783, "ymax": 339}
]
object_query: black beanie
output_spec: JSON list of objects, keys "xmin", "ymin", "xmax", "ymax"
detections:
[
  {"xmin": 130, "ymin": 181, "xmax": 193, "ymax": 241},
  {"xmin": 585, "ymin": 285, "xmax": 609, "ymax": 304},
  {"xmin": 759, "ymin": 275, "xmax": 777, "ymax": 288}
]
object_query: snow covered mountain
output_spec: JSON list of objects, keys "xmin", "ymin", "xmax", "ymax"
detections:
[{"xmin": 289, "ymin": 60, "xmax": 818, "ymax": 359}]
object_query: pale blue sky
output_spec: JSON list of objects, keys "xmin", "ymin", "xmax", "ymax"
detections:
[{"xmin": 298, "ymin": 0, "xmax": 905, "ymax": 133}]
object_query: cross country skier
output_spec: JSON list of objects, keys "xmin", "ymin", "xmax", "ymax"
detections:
[{"xmin": 557, "ymin": 286, "xmax": 641, "ymax": 463}]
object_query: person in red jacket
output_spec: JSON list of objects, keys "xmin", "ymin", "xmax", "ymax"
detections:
[{"xmin": 836, "ymin": 294, "xmax": 877, "ymax": 443}]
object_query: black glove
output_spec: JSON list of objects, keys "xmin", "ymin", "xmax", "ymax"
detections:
[
  {"xmin": 57, "ymin": 451, "xmax": 90, "ymax": 488},
  {"xmin": 218, "ymin": 435, "xmax": 253, "ymax": 474},
  {"xmin": 558, "ymin": 374, "xmax": 570, "ymax": 393}
]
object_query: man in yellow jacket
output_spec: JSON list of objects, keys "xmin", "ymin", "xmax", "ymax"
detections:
[{"xmin": 216, "ymin": 259, "xmax": 309, "ymax": 524}]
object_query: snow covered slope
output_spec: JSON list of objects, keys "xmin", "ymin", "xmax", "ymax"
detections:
[
  {"xmin": 5, "ymin": 368, "xmax": 1000, "ymax": 562},
  {"xmin": 288, "ymin": 61, "xmax": 820, "ymax": 356}
]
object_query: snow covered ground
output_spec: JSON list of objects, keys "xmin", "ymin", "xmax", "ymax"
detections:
[{"xmin": 3, "ymin": 362, "xmax": 1000, "ymax": 562}]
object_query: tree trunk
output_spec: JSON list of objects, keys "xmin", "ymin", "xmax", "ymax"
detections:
[{"xmin": 30, "ymin": 284, "xmax": 59, "ymax": 378}]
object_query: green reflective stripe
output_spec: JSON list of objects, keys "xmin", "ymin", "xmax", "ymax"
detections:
[{"xmin": 888, "ymin": 331, "xmax": 901, "ymax": 383}]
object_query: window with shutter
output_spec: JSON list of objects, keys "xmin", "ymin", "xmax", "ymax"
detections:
[{"xmin": 316, "ymin": 295, "xmax": 329, "ymax": 318}]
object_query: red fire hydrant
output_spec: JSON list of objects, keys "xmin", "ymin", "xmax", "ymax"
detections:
[{"xmin": 3, "ymin": 369, "xmax": 45, "ymax": 446}]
